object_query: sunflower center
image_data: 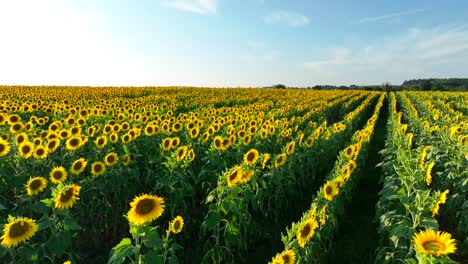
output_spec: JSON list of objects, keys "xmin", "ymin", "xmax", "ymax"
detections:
[
  {"xmin": 9, "ymin": 221, "xmax": 30, "ymax": 238},
  {"xmin": 346, "ymin": 148, "xmax": 353, "ymax": 155},
  {"xmin": 94, "ymin": 164, "xmax": 102, "ymax": 172},
  {"xmin": 174, "ymin": 220, "xmax": 181, "ymax": 230},
  {"xmin": 136, "ymin": 199, "xmax": 155, "ymax": 215},
  {"xmin": 164, "ymin": 140, "xmax": 170, "ymax": 148},
  {"xmin": 98, "ymin": 139, "xmax": 104, "ymax": 145},
  {"xmin": 30, "ymin": 179, "xmax": 43, "ymax": 190},
  {"xmin": 0, "ymin": 144, "xmax": 5, "ymax": 152},
  {"xmin": 300, "ymin": 224, "xmax": 311, "ymax": 238},
  {"xmin": 48, "ymin": 142, "xmax": 56, "ymax": 149},
  {"xmin": 325, "ymin": 185, "xmax": 333, "ymax": 195},
  {"xmin": 70, "ymin": 139, "xmax": 79, "ymax": 147},
  {"xmin": 282, "ymin": 255, "xmax": 290, "ymax": 263},
  {"xmin": 53, "ymin": 171, "xmax": 63, "ymax": 180},
  {"xmin": 422, "ymin": 240, "xmax": 445, "ymax": 252},
  {"xmin": 22, "ymin": 145, "xmax": 31, "ymax": 153},
  {"xmin": 229, "ymin": 170, "xmax": 239, "ymax": 181},
  {"xmin": 73, "ymin": 162, "xmax": 82, "ymax": 170},
  {"xmin": 60, "ymin": 188, "xmax": 74, "ymax": 202},
  {"xmin": 247, "ymin": 152, "xmax": 255, "ymax": 162},
  {"xmin": 36, "ymin": 148, "xmax": 44, "ymax": 156},
  {"xmin": 107, "ymin": 156, "xmax": 115, "ymax": 163}
]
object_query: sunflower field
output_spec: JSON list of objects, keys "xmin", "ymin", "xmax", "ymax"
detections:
[{"xmin": 0, "ymin": 86, "xmax": 466, "ymax": 264}]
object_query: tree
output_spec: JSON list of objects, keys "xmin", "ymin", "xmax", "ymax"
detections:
[{"xmin": 420, "ymin": 80, "xmax": 432, "ymax": 91}]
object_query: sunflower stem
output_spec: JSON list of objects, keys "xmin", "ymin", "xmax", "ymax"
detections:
[{"xmin": 9, "ymin": 248, "xmax": 16, "ymax": 264}]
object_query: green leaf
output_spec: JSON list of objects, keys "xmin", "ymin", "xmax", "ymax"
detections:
[
  {"xmin": 31, "ymin": 201, "xmax": 50, "ymax": 215},
  {"xmin": 0, "ymin": 202, "xmax": 6, "ymax": 210},
  {"xmin": 38, "ymin": 217, "xmax": 54, "ymax": 231},
  {"xmin": 62, "ymin": 219, "xmax": 82, "ymax": 231},
  {"xmin": 108, "ymin": 238, "xmax": 134, "ymax": 264},
  {"xmin": 390, "ymin": 226, "xmax": 414, "ymax": 238},
  {"xmin": 16, "ymin": 246, "xmax": 39, "ymax": 262},
  {"xmin": 46, "ymin": 232, "xmax": 71, "ymax": 256},
  {"xmin": 204, "ymin": 211, "xmax": 220, "ymax": 231},
  {"xmin": 142, "ymin": 251, "xmax": 163, "ymax": 264},
  {"xmin": 142, "ymin": 227, "xmax": 162, "ymax": 249}
]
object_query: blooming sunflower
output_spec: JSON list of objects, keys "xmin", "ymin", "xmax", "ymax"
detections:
[
  {"xmin": 162, "ymin": 138, "xmax": 172, "ymax": 151},
  {"xmin": 285, "ymin": 141, "xmax": 295, "ymax": 156},
  {"xmin": 297, "ymin": 217, "xmax": 318, "ymax": 248},
  {"xmin": 0, "ymin": 139, "xmax": 11, "ymax": 157},
  {"xmin": 15, "ymin": 132, "xmax": 28, "ymax": 146},
  {"xmin": 123, "ymin": 154, "xmax": 132, "ymax": 166},
  {"xmin": 432, "ymin": 190, "xmax": 449, "ymax": 217},
  {"xmin": 262, "ymin": 153, "xmax": 271, "ymax": 169},
  {"xmin": 170, "ymin": 215, "xmax": 184, "ymax": 234},
  {"xmin": 33, "ymin": 146, "xmax": 48, "ymax": 160},
  {"xmin": 344, "ymin": 145, "xmax": 355, "ymax": 159},
  {"xmin": 0, "ymin": 217, "xmax": 38, "ymax": 248},
  {"xmin": 70, "ymin": 158, "xmax": 87, "ymax": 175},
  {"xmin": 227, "ymin": 166, "xmax": 242, "ymax": 187},
  {"xmin": 188, "ymin": 149, "xmax": 196, "ymax": 161},
  {"xmin": 213, "ymin": 136, "xmax": 225, "ymax": 150},
  {"xmin": 26, "ymin": 177, "xmax": 47, "ymax": 196},
  {"xmin": 323, "ymin": 181, "xmax": 338, "ymax": 201},
  {"xmin": 171, "ymin": 137, "xmax": 180, "ymax": 148},
  {"xmin": 66, "ymin": 137, "xmax": 83, "ymax": 151},
  {"xmin": 270, "ymin": 255, "xmax": 283, "ymax": 264},
  {"xmin": 419, "ymin": 146, "xmax": 430, "ymax": 169},
  {"xmin": 280, "ymin": 249, "xmax": 296, "ymax": 264},
  {"xmin": 239, "ymin": 169, "xmax": 254, "ymax": 184},
  {"xmin": 407, "ymin": 133, "xmax": 414, "ymax": 149},
  {"xmin": 50, "ymin": 166, "xmax": 67, "ymax": 184},
  {"xmin": 91, "ymin": 161, "xmax": 106, "ymax": 176},
  {"xmin": 46, "ymin": 138, "xmax": 61, "ymax": 153},
  {"xmin": 243, "ymin": 135, "xmax": 252, "ymax": 146},
  {"xmin": 244, "ymin": 148, "xmax": 259, "ymax": 166},
  {"xmin": 176, "ymin": 146, "xmax": 188, "ymax": 162},
  {"xmin": 274, "ymin": 154, "xmax": 287, "ymax": 168},
  {"xmin": 95, "ymin": 135, "xmax": 107, "ymax": 149},
  {"xmin": 413, "ymin": 229, "xmax": 457, "ymax": 256},
  {"xmin": 127, "ymin": 194, "xmax": 165, "ymax": 226},
  {"xmin": 104, "ymin": 152, "xmax": 119, "ymax": 167},
  {"xmin": 54, "ymin": 184, "xmax": 81, "ymax": 210},
  {"xmin": 19, "ymin": 141, "xmax": 35, "ymax": 159}
]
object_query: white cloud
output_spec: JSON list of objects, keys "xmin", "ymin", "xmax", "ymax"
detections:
[
  {"xmin": 356, "ymin": 8, "xmax": 427, "ymax": 24},
  {"xmin": 303, "ymin": 25, "xmax": 468, "ymax": 85},
  {"xmin": 264, "ymin": 11, "xmax": 309, "ymax": 27},
  {"xmin": 242, "ymin": 40, "xmax": 280, "ymax": 63},
  {"xmin": 0, "ymin": 0, "xmax": 152, "ymax": 86},
  {"xmin": 161, "ymin": 0, "xmax": 218, "ymax": 15}
]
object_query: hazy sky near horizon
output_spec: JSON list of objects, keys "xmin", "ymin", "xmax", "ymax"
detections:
[{"xmin": 1, "ymin": 0, "xmax": 468, "ymax": 87}]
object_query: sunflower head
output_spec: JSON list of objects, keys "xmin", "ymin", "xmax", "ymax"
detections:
[
  {"xmin": 176, "ymin": 146, "xmax": 188, "ymax": 162},
  {"xmin": 91, "ymin": 161, "xmax": 106, "ymax": 176},
  {"xmin": 239, "ymin": 169, "xmax": 254, "ymax": 184},
  {"xmin": 46, "ymin": 138, "xmax": 61, "ymax": 153},
  {"xmin": 227, "ymin": 166, "xmax": 242, "ymax": 187},
  {"xmin": 50, "ymin": 166, "xmax": 67, "ymax": 184},
  {"xmin": 0, "ymin": 217, "xmax": 38, "ymax": 248},
  {"xmin": 280, "ymin": 249, "xmax": 296, "ymax": 264},
  {"xmin": 33, "ymin": 146, "xmax": 48, "ymax": 160},
  {"xmin": 26, "ymin": 177, "xmax": 48, "ymax": 196},
  {"xmin": 162, "ymin": 138, "xmax": 172, "ymax": 151},
  {"xmin": 170, "ymin": 216, "xmax": 184, "ymax": 234},
  {"xmin": 0, "ymin": 139, "xmax": 11, "ymax": 157},
  {"xmin": 70, "ymin": 158, "xmax": 87, "ymax": 175},
  {"xmin": 274, "ymin": 154, "xmax": 287, "ymax": 168},
  {"xmin": 323, "ymin": 181, "xmax": 338, "ymax": 201},
  {"xmin": 19, "ymin": 141, "xmax": 35, "ymax": 159},
  {"xmin": 66, "ymin": 137, "xmax": 83, "ymax": 151},
  {"xmin": 127, "ymin": 194, "xmax": 165, "ymax": 226},
  {"xmin": 297, "ymin": 218, "xmax": 318, "ymax": 248},
  {"xmin": 54, "ymin": 184, "xmax": 81, "ymax": 210},
  {"xmin": 285, "ymin": 141, "xmax": 295, "ymax": 156},
  {"xmin": 413, "ymin": 229, "xmax": 457, "ymax": 257},
  {"xmin": 213, "ymin": 136, "xmax": 225, "ymax": 150},
  {"xmin": 104, "ymin": 152, "xmax": 119, "ymax": 167},
  {"xmin": 244, "ymin": 148, "xmax": 259, "ymax": 166}
]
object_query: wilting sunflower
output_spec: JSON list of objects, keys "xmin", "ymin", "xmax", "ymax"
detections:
[
  {"xmin": 425, "ymin": 162, "xmax": 435, "ymax": 186},
  {"xmin": 91, "ymin": 161, "xmax": 106, "ymax": 177},
  {"xmin": 162, "ymin": 137, "xmax": 172, "ymax": 151},
  {"xmin": 33, "ymin": 146, "xmax": 48, "ymax": 160},
  {"xmin": 274, "ymin": 154, "xmax": 287, "ymax": 168},
  {"xmin": 297, "ymin": 217, "xmax": 318, "ymax": 248},
  {"xmin": 323, "ymin": 181, "xmax": 338, "ymax": 201},
  {"xmin": 176, "ymin": 146, "xmax": 188, "ymax": 162},
  {"xmin": 413, "ymin": 229, "xmax": 457, "ymax": 256},
  {"xmin": 50, "ymin": 166, "xmax": 67, "ymax": 184},
  {"xmin": 54, "ymin": 184, "xmax": 81, "ymax": 210},
  {"xmin": 127, "ymin": 194, "xmax": 165, "ymax": 226},
  {"xmin": 70, "ymin": 158, "xmax": 87, "ymax": 175},
  {"xmin": 280, "ymin": 249, "xmax": 296, "ymax": 264},
  {"xmin": 285, "ymin": 141, "xmax": 295, "ymax": 156},
  {"xmin": 26, "ymin": 177, "xmax": 47, "ymax": 196},
  {"xmin": 104, "ymin": 152, "xmax": 119, "ymax": 167},
  {"xmin": 0, "ymin": 217, "xmax": 38, "ymax": 248},
  {"xmin": 66, "ymin": 137, "xmax": 83, "ymax": 151},
  {"xmin": 0, "ymin": 139, "xmax": 11, "ymax": 157},
  {"xmin": 19, "ymin": 141, "xmax": 35, "ymax": 159},
  {"xmin": 170, "ymin": 215, "xmax": 184, "ymax": 234},
  {"xmin": 244, "ymin": 148, "xmax": 259, "ymax": 166},
  {"xmin": 46, "ymin": 138, "xmax": 60, "ymax": 153},
  {"xmin": 227, "ymin": 166, "xmax": 242, "ymax": 187}
]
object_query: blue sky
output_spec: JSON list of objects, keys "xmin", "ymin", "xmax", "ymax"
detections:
[{"xmin": 1, "ymin": 0, "xmax": 468, "ymax": 87}]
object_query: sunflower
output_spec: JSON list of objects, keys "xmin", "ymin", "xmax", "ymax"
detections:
[
  {"xmin": 213, "ymin": 136, "xmax": 225, "ymax": 150},
  {"xmin": 50, "ymin": 166, "xmax": 67, "ymax": 184},
  {"xmin": 95, "ymin": 135, "xmax": 107, "ymax": 149},
  {"xmin": 0, "ymin": 139, "xmax": 11, "ymax": 157},
  {"xmin": 243, "ymin": 135, "xmax": 252, "ymax": 146},
  {"xmin": 285, "ymin": 141, "xmax": 295, "ymax": 156},
  {"xmin": 344, "ymin": 145, "xmax": 355, "ymax": 159},
  {"xmin": 401, "ymin": 124, "xmax": 408, "ymax": 135},
  {"xmin": 26, "ymin": 177, "xmax": 47, "ymax": 196},
  {"xmin": 244, "ymin": 148, "xmax": 259, "ymax": 166},
  {"xmin": 280, "ymin": 249, "xmax": 296, "ymax": 264},
  {"xmin": 162, "ymin": 137, "xmax": 172, "ymax": 151},
  {"xmin": 104, "ymin": 152, "xmax": 119, "ymax": 167},
  {"xmin": 10, "ymin": 123, "xmax": 24, "ymax": 134},
  {"xmin": 274, "ymin": 154, "xmax": 287, "ymax": 168},
  {"xmin": 127, "ymin": 194, "xmax": 165, "ymax": 226},
  {"xmin": 239, "ymin": 169, "xmax": 254, "ymax": 184},
  {"xmin": 413, "ymin": 229, "xmax": 457, "ymax": 256},
  {"xmin": 227, "ymin": 166, "xmax": 242, "ymax": 187},
  {"xmin": 432, "ymin": 190, "xmax": 449, "ymax": 217},
  {"xmin": 425, "ymin": 162, "xmax": 435, "ymax": 186},
  {"xmin": 19, "ymin": 141, "xmax": 35, "ymax": 159},
  {"xmin": 297, "ymin": 217, "xmax": 318, "ymax": 248},
  {"xmin": 323, "ymin": 181, "xmax": 338, "ymax": 201},
  {"xmin": 0, "ymin": 217, "xmax": 38, "ymax": 248},
  {"xmin": 15, "ymin": 132, "xmax": 28, "ymax": 146},
  {"xmin": 171, "ymin": 137, "xmax": 180, "ymax": 148},
  {"xmin": 91, "ymin": 161, "xmax": 106, "ymax": 177},
  {"xmin": 46, "ymin": 138, "xmax": 61, "ymax": 153},
  {"xmin": 54, "ymin": 184, "xmax": 81, "ymax": 210},
  {"xmin": 33, "ymin": 146, "xmax": 48, "ymax": 160},
  {"xmin": 176, "ymin": 146, "xmax": 188, "ymax": 162},
  {"xmin": 123, "ymin": 154, "xmax": 132, "ymax": 166},
  {"xmin": 407, "ymin": 133, "xmax": 414, "ymax": 149},
  {"xmin": 170, "ymin": 215, "xmax": 184, "ymax": 234},
  {"xmin": 320, "ymin": 205, "xmax": 327, "ymax": 226},
  {"xmin": 70, "ymin": 158, "xmax": 87, "ymax": 175},
  {"xmin": 188, "ymin": 149, "xmax": 196, "ymax": 161},
  {"xmin": 262, "ymin": 153, "xmax": 271, "ymax": 169},
  {"xmin": 7, "ymin": 114, "xmax": 21, "ymax": 124},
  {"xmin": 66, "ymin": 137, "xmax": 83, "ymax": 151},
  {"xmin": 109, "ymin": 132, "xmax": 119, "ymax": 143},
  {"xmin": 270, "ymin": 255, "xmax": 283, "ymax": 264}
]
